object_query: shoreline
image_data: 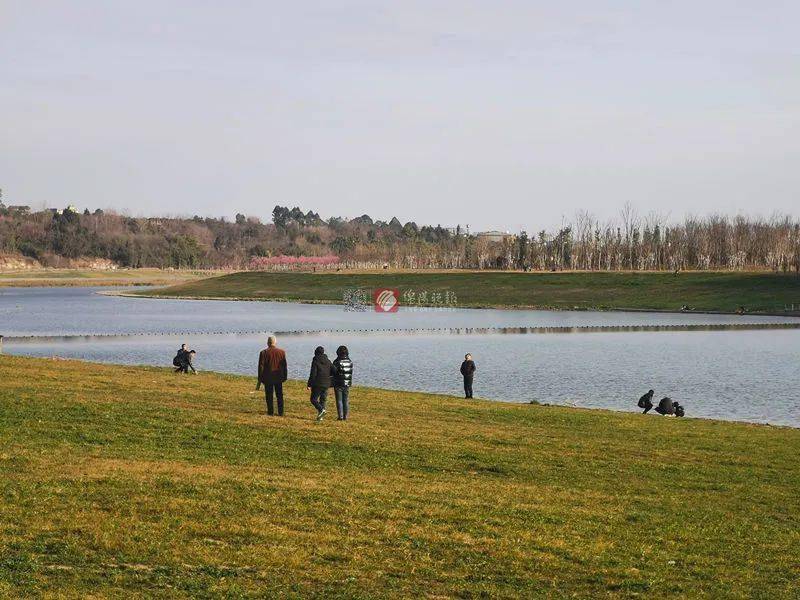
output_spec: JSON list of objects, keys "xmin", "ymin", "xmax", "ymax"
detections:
[
  {"xmin": 104, "ymin": 289, "xmax": 800, "ymax": 318},
  {"xmin": 1, "ymin": 353, "xmax": 796, "ymax": 430}
]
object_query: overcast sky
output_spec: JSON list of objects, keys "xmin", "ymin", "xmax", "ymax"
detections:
[{"xmin": 1, "ymin": 1, "xmax": 798, "ymax": 231}]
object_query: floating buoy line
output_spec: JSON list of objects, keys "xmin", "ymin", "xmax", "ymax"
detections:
[{"xmin": 3, "ymin": 321, "xmax": 800, "ymax": 344}]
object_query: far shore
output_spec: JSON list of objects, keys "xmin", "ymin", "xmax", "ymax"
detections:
[
  {"xmin": 104, "ymin": 289, "xmax": 800, "ymax": 318},
  {"xmin": 134, "ymin": 269, "xmax": 800, "ymax": 315},
  {"xmin": 0, "ymin": 267, "xmax": 227, "ymax": 288},
  {"xmin": 6, "ymin": 267, "xmax": 800, "ymax": 316}
]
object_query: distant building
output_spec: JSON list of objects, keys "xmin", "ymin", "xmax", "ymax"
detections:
[
  {"xmin": 47, "ymin": 205, "xmax": 78, "ymax": 216},
  {"xmin": 476, "ymin": 230, "xmax": 515, "ymax": 243},
  {"xmin": 444, "ymin": 225, "xmax": 470, "ymax": 237}
]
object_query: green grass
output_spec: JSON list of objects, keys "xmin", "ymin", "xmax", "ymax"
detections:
[
  {"xmin": 1, "ymin": 355, "xmax": 798, "ymax": 598},
  {"xmin": 139, "ymin": 270, "xmax": 800, "ymax": 313}
]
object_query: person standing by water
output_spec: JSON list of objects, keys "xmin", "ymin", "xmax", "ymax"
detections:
[
  {"xmin": 307, "ymin": 346, "xmax": 333, "ymax": 421},
  {"xmin": 332, "ymin": 345, "xmax": 353, "ymax": 421},
  {"xmin": 460, "ymin": 353, "xmax": 476, "ymax": 399},
  {"xmin": 257, "ymin": 336, "xmax": 288, "ymax": 416}
]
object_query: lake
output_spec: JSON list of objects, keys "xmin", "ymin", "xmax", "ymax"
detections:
[{"xmin": 2, "ymin": 286, "xmax": 799, "ymax": 427}]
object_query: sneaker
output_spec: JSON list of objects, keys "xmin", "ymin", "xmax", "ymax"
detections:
[{"xmin": 316, "ymin": 409, "xmax": 326, "ymax": 421}]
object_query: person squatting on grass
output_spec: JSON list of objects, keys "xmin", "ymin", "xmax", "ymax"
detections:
[
  {"xmin": 173, "ymin": 344, "xmax": 197, "ymax": 374},
  {"xmin": 307, "ymin": 346, "xmax": 334, "ymax": 421},
  {"xmin": 653, "ymin": 396, "xmax": 685, "ymax": 417},
  {"xmin": 173, "ymin": 344, "xmax": 188, "ymax": 372},
  {"xmin": 460, "ymin": 353, "xmax": 476, "ymax": 399},
  {"xmin": 332, "ymin": 345, "xmax": 353, "ymax": 420},
  {"xmin": 655, "ymin": 396, "xmax": 675, "ymax": 415},
  {"xmin": 257, "ymin": 336, "xmax": 288, "ymax": 416},
  {"xmin": 638, "ymin": 390, "xmax": 655, "ymax": 413}
]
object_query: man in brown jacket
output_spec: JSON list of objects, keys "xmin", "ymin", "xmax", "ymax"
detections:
[{"xmin": 257, "ymin": 336, "xmax": 288, "ymax": 416}]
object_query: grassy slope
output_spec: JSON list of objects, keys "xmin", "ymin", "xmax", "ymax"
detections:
[
  {"xmin": 140, "ymin": 271, "xmax": 800, "ymax": 313},
  {"xmin": 1, "ymin": 356, "xmax": 798, "ymax": 598},
  {"xmin": 0, "ymin": 268, "xmax": 221, "ymax": 288}
]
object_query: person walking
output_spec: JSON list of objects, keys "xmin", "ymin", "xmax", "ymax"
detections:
[
  {"xmin": 638, "ymin": 390, "xmax": 655, "ymax": 414},
  {"xmin": 460, "ymin": 353, "xmax": 476, "ymax": 398},
  {"xmin": 257, "ymin": 336, "xmax": 288, "ymax": 416},
  {"xmin": 307, "ymin": 346, "xmax": 333, "ymax": 421},
  {"xmin": 332, "ymin": 345, "xmax": 353, "ymax": 421}
]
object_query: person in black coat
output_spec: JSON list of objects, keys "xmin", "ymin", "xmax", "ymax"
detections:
[
  {"xmin": 332, "ymin": 345, "xmax": 353, "ymax": 421},
  {"xmin": 654, "ymin": 396, "xmax": 675, "ymax": 416},
  {"xmin": 307, "ymin": 346, "xmax": 334, "ymax": 420},
  {"xmin": 173, "ymin": 344, "xmax": 188, "ymax": 372},
  {"xmin": 637, "ymin": 390, "xmax": 655, "ymax": 414},
  {"xmin": 460, "ymin": 353, "xmax": 476, "ymax": 398}
]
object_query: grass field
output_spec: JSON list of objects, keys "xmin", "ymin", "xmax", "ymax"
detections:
[
  {"xmin": 1, "ymin": 355, "xmax": 798, "ymax": 598},
  {"xmin": 0, "ymin": 268, "xmax": 221, "ymax": 288},
  {"xmin": 141, "ymin": 270, "xmax": 800, "ymax": 313}
]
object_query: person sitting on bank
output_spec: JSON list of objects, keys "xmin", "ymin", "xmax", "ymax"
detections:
[
  {"xmin": 257, "ymin": 336, "xmax": 288, "ymax": 416},
  {"xmin": 654, "ymin": 396, "xmax": 675, "ymax": 416},
  {"xmin": 460, "ymin": 353, "xmax": 476, "ymax": 399},
  {"xmin": 637, "ymin": 389, "xmax": 655, "ymax": 414},
  {"xmin": 332, "ymin": 345, "xmax": 353, "ymax": 421},
  {"xmin": 307, "ymin": 346, "xmax": 334, "ymax": 421}
]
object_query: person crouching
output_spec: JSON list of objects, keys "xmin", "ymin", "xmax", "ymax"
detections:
[{"xmin": 638, "ymin": 390, "xmax": 655, "ymax": 414}]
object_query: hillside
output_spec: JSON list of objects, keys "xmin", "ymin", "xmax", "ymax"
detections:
[
  {"xmin": 1, "ymin": 356, "xmax": 798, "ymax": 597},
  {"xmin": 2, "ymin": 204, "xmax": 800, "ymax": 272}
]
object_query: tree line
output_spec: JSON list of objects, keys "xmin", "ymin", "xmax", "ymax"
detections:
[{"xmin": 0, "ymin": 202, "xmax": 798, "ymax": 272}]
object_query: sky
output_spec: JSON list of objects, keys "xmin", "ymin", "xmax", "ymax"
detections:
[{"xmin": 1, "ymin": 1, "xmax": 798, "ymax": 231}]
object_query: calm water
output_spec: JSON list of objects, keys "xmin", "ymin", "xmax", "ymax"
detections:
[{"xmin": 2, "ymin": 287, "xmax": 799, "ymax": 427}]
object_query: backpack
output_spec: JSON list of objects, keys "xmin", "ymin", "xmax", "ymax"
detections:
[{"xmin": 172, "ymin": 353, "xmax": 182, "ymax": 367}]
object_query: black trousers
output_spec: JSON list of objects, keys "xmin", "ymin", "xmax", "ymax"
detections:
[
  {"xmin": 463, "ymin": 377, "xmax": 473, "ymax": 398},
  {"xmin": 310, "ymin": 386, "xmax": 328, "ymax": 413},
  {"xmin": 265, "ymin": 382, "xmax": 284, "ymax": 416}
]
